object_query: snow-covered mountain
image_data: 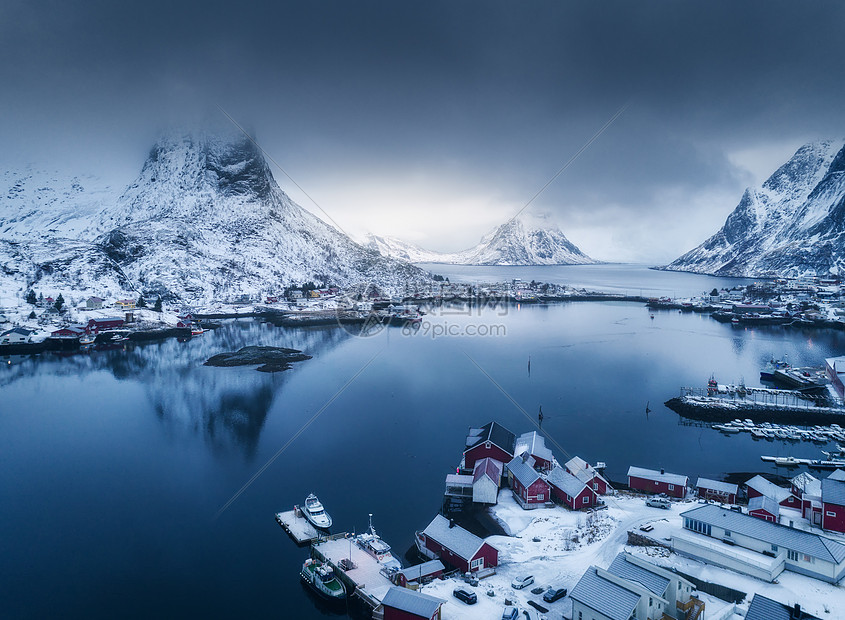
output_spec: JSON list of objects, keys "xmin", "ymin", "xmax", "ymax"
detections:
[
  {"xmin": 663, "ymin": 140, "xmax": 845, "ymax": 277},
  {"xmin": 366, "ymin": 212, "xmax": 595, "ymax": 266},
  {"xmin": 0, "ymin": 132, "xmax": 428, "ymax": 305}
]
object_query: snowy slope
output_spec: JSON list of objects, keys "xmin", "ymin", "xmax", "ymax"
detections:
[
  {"xmin": 367, "ymin": 212, "xmax": 595, "ymax": 266},
  {"xmin": 0, "ymin": 132, "xmax": 429, "ymax": 305},
  {"xmin": 664, "ymin": 140, "xmax": 845, "ymax": 277}
]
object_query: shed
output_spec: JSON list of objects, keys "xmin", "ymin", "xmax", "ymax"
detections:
[
  {"xmin": 695, "ymin": 477, "xmax": 738, "ymax": 504},
  {"xmin": 748, "ymin": 495, "xmax": 779, "ymax": 523},
  {"xmin": 395, "ymin": 560, "xmax": 444, "ymax": 587},
  {"xmin": 746, "ymin": 475, "xmax": 800, "ymax": 509},
  {"xmin": 381, "ymin": 586, "xmax": 444, "ymax": 620},
  {"xmin": 472, "ymin": 458, "xmax": 502, "ymax": 505}
]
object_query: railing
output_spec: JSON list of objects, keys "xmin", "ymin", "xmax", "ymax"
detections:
[{"xmin": 677, "ymin": 596, "xmax": 705, "ymax": 620}]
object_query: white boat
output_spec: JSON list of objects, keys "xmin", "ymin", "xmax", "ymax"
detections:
[
  {"xmin": 300, "ymin": 559, "xmax": 346, "ymax": 601},
  {"xmin": 302, "ymin": 494, "xmax": 332, "ymax": 530},
  {"xmin": 79, "ymin": 333, "xmax": 96, "ymax": 345},
  {"xmin": 355, "ymin": 514, "xmax": 401, "ymax": 572}
]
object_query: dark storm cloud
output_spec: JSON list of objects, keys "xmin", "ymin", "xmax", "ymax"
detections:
[{"xmin": 3, "ymin": 1, "xmax": 845, "ymax": 259}]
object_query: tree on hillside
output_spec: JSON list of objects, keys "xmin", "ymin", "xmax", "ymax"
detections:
[
  {"xmin": 154, "ymin": 297, "xmax": 162, "ymax": 312},
  {"xmin": 710, "ymin": 288, "xmax": 719, "ymax": 297},
  {"xmin": 54, "ymin": 294, "xmax": 65, "ymax": 312},
  {"xmin": 26, "ymin": 290, "xmax": 37, "ymax": 305},
  {"xmin": 136, "ymin": 295, "xmax": 147, "ymax": 308}
]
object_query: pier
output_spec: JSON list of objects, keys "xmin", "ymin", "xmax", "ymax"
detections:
[
  {"xmin": 311, "ymin": 535, "xmax": 395, "ymax": 613},
  {"xmin": 275, "ymin": 509, "xmax": 320, "ymax": 544}
]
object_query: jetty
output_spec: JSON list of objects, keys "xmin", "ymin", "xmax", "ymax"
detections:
[
  {"xmin": 275, "ymin": 509, "xmax": 320, "ymax": 544},
  {"xmin": 760, "ymin": 455, "xmax": 845, "ymax": 470},
  {"xmin": 311, "ymin": 534, "xmax": 395, "ymax": 613}
]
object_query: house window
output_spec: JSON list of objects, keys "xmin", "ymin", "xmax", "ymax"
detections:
[
  {"xmin": 724, "ymin": 530, "xmax": 731, "ymax": 537},
  {"xmin": 827, "ymin": 511, "xmax": 837, "ymax": 517},
  {"xmin": 771, "ymin": 544, "xmax": 778, "ymax": 552},
  {"xmin": 593, "ymin": 482, "xmax": 599, "ymax": 490},
  {"xmin": 583, "ymin": 496, "xmax": 590, "ymax": 504},
  {"xmin": 470, "ymin": 557, "xmax": 484, "ymax": 571},
  {"xmin": 537, "ymin": 494, "xmax": 544, "ymax": 501},
  {"xmin": 788, "ymin": 550, "xmax": 798, "ymax": 561},
  {"xmin": 804, "ymin": 554, "xmax": 815, "ymax": 564},
  {"xmin": 668, "ymin": 484, "xmax": 675, "ymax": 491}
]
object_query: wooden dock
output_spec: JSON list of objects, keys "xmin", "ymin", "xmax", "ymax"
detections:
[
  {"xmin": 275, "ymin": 509, "xmax": 320, "ymax": 544},
  {"xmin": 312, "ymin": 535, "xmax": 395, "ymax": 612}
]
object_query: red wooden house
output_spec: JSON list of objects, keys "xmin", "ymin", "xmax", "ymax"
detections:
[
  {"xmin": 381, "ymin": 586, "xmax": 444, "ymax": 620},
  {"xmin": 791, "ymin": 472, "xmax": 823, "ymax": 526},
  {"xmin": 463, "ymin": 421, "xmax": 516, "ymax": 470},
  {"xmin": 547, "ymin": 466, "xmax": 598, "ymax": 510},
  {"xmin": 50, "ymin": 326, "xmax": 86, "ymax": 339},
  {"xmin": 822, "ymin": 471, "xmax": 845, "ymax": 533},
  {"xmin": 87, "ymin": 317, "xmax": 125, "ymax": 333},
  {"xmin": 416, "ymin": 514, "xmax": 498, "ymax": 573},
  {"xmin": 507, "ymin": 454, "xmax": 552, "ymax": 509},
  {"xmin": 395, "ymin": 560, "xmax": 444, "ymax": 588},
  {"xmin": 745, "ymin": 475, "xmax": 800, "ymax": 509},
  {"xmin": 748, "ymin": 495, "xmax": 779, "ymax": 522},
  {"xmin": 695, "ymin": 477, "xmax": 738, "ymax": 504},
  {"xmin": 565, "ymin": 456, "xmax": 610, "ymax": 495},
  {"xmin": 627, "ymin": 466, "xmax": 688, "ymax": 498}
]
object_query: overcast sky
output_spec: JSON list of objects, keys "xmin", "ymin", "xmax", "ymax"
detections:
[{"xmin": 3, "ymin": 1, "xmax": 844, "ymax": 262}]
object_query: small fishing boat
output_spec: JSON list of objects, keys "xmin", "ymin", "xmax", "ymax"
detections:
[
  {"xmin": 302, "ymin": 494, "xmax": 332, "ymax": 530},
  {"xmin": 191, "ymin": 325, "xmax": 204, "ymax": 336},
  {"xmin": 356, "ymin": 514, "xmax": 401, "ymax": 572},
  {"xmin": 79, "ymin": 333, "xmax": 96, "ymax": 345},
  {"xmin": 300, "ymin": 559, "xmax": 346, "ymax": 601}
]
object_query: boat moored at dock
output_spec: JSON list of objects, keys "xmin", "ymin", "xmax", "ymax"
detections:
[
  {"xmin": 300, "ymin": 559, "xmax": 346, "ymax": 601},
  {"xmin": 302, "ymin": 494, "xmax": 332, "ymax": 530}
]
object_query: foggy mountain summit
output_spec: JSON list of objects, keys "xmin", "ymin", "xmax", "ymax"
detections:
[
  {"xmin": 0, "ymin": 130, "xmax": 428, "ymax": 303},
  {"xmin": 663, "ymin": 139, "xmax": 845, "ymax": 277},
  {"xmin": 365, "ymin": 211, "xmax": 596, "ymax": 266}
]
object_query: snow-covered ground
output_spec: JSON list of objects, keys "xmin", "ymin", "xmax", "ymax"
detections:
[{"xmin": 411, "ymin": 492, "xmax": 843, "ymax": 619}]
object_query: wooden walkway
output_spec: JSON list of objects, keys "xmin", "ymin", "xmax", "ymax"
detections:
[
  {"xmin": 312, "ymin": 536, "xmax": 395, "ymax": 611},
  {"xmin": 275, "ymin": 509, "xmax": 319, "ymax": 544}
]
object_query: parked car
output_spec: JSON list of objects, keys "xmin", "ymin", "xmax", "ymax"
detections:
[
  {"xmin": 502, "ymin": 606, "xmax": 519, "ymax": 620},
  {"xmin": 453, "ymin": 588, "xmax": 477, "ymax": 605},
  {"xmin": 543, "ymin": 586, "xmax": 567, "ymax": 603},
  {"xmin": 646, "ymin": 496, "xmax": 670, "ymax": 509},
  {"xmin": 511, "ymin": 574, "xmax": 535, "ymax": 589}
]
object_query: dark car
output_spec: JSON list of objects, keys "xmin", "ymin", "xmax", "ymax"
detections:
[
  {"xmin": 543, "ymin": 586, "xmax": 567, "ymax": 603},
  {"xmin": 453, "ymin": 588, "xmax": 478, "ymax": 605}
]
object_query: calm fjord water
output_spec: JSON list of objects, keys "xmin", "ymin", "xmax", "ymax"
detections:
[{"xmin": 2, "ymin": 266, "xmax": 842, "ymax": 618}]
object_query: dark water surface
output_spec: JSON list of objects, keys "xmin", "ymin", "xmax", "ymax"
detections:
[{"xmin": 2, "ymin": 269, "xmax": 843, "ymax": 618}]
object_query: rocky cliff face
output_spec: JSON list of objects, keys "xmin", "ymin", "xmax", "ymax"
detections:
[
  {"xmin": 664, "ymin": 140, "xmax": 845, "ymax": 277},
  {"xmin": 0, "ymin": 132, "xmax": 428, "ymax": 304}
]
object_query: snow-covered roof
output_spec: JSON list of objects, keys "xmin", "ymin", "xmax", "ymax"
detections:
[
  {"xmin": 745, "ymin": 593, "xmax": 820, "ymax": 620},
  {"xmin": 695, "ymin": 477, "xmax": 738, "ymax": 495},
  {"xmin": 565, "ymin": 455, "xmax": 607, "ymax": 486},
  {"xmin": 547, "ymin": 466, "xmax": 588, "ymax": 498},
  {"xmin": 606, "ymin": 553, "xmax": 670, "ymax": 597},
  {"xmin": 745, "ymin": 475, "xmax": 792, "ymax": 503},
  {"xmin": 380, "ymin": 586, "xmax": 444, "ymax": 617},
  {"xmin": 514, "ymin": 431, "xmax": 554, "ymax": 463},
  {"xmin": 570, "ymin": 566, "xmax": 640, "ymax": 620},
  {"xmin": 748, "ymin": 495, "xmax": 780, "ymax": 516},
  {"xmin": 627, "ymin": 466, "xmax": 688, "ymax": 487},
  {"xmin": 507, "ymin": 455, "xmax": 544, "ymax": 489},
  {"xmin": 398, "ymin": 559, "xmax": 444, "ymax": 582},
  {"xmin": 445, "ymin": 474, "xmax": 473, "ymax": 486},
  {"xmin": 822, "ymin": 477, "xmax": 845, "ymax": 507},
  {"xmin": 3, "ymin": 327, "xmax": 35, "ymax": 336},
  {"xmin": 472, "ymin": 457, "xmax": 502, "ymax": 484},
  {"xmin": 681, "ymin": 504, "xmax": 845, "ymax": 564},
  {"xmin": 828, "ymin": 469, "xmax": 845, "ymax": 482},
  {"xmin": 421, "ymin": 514, "xmax": 489, "ymax": 561},
  {"xmin": 791, "ymin": 472, "xmax": 821, "ymax": 497}
]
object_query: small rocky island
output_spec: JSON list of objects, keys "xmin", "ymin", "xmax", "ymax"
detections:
[{"xmin": 204, "ymin": 346, "xmax": 312, "ymax": 373}]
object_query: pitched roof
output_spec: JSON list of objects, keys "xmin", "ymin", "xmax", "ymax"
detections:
[
  {"xmin": 464, "ymin": 421, "xmax": 516, "ymax": 455},
  {"xmin": 422, "ymin": 514, "xmax": 489, "ymax": 561},
  {"xmin": 507, "ymin": 455, "xmax": 546, "ymax": 489},
  {"xmin": 748, "ymin": 495, "xmax": 780, "ymax": 516},
  {"xmin": 381, "ymin": 586, "xmax": 444, "ymax": 617},
  {"xmin": 570, "ymin": 567, "xmax": 640, "ymax": 620},
  {"xmin": 565, "ymin": 456, "xmax": 608, "ymax": 486},
  {"xmin": 547, "ymin": 466, "xmax": 589, "ymax": 498},
  {"xmin": 398, "ymin": 559, "xmax": 444, "ymax": 582},
  {"xmin": 606, "ymin": 553, "xmax": 670, "ymax": 597},
  {"xmin": 745, "ymin": 475, "xmax": 793, "ymax": 503},
  {"xmin": 791, "ymin": 472, "xmax": 821, "ymax": 497},
  {"xmin": 627, "ymin": 466, "xmax": 688, "ymax": 487},
  {"xmin": 822, "ymin": 477, "xmax": 845, "ymax": 507},
  {"xmin": 514, "ymin": 431, "xmax": 554, "ymax": 463},
  {"xmin": 695, "ymin": 477, "xmax": 738, "ymax": 495},
  {"xmin": 681, "ymin": 504, "xmax": 845, "ymax": 564},
  {"xmin": 4, "ymin": 327, "xmax": 35, "ymax": 336},
  {"xmin": 745, "ymin": 594, "xmax": 820, "ymax": 620},
  {"xmin": 472, "ymin": 457, "xmax": 503, "ymax": 484},
  {"xmin": 828, "ymin": 469, "xmax": 845, "ymax": 482}
]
